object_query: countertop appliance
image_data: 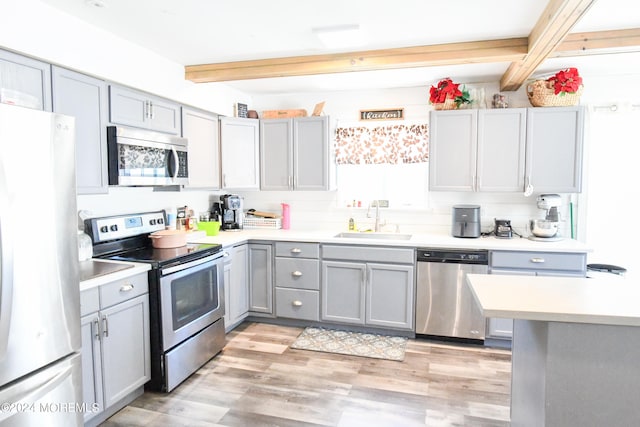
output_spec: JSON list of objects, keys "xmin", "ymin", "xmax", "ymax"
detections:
[
  {"xmin": 86, "ymin": 211, "xmax": 225, "ymax": 393},
  {"xmin": 494, "ymin": 219, "xmax": 513, "ymax": 238},
  {"xmin": 0, "ymin": 104, "xmax": 82, "ymax": 425},
  {"xmin": 107, "ymin": 125, "xmax": 189, "ymax": 187},
  {"xmin": 529, "ymin": 194, "xmax": 562, "ymax": 241},
  {"xmin": 451, "ymin": 205, "xmax": 481, "ymax": 238},
  {"xmin": 416, "ymin": 248, "xmax": 488, "ymax": 342},
  {"xmin": 220, "ymin": 194, "xmax": 243, "ymax": 230}
]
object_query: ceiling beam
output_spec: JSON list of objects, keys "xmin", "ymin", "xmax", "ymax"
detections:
[
  {"xmin": 500, "ymin": 0, "xmax": 597, "ymax": 91},
  {"xmin": 185, "ymin": 38, "xmax": 528, "ymax": 83},
  {"xmin": 553, "ymin": 28, "xmax": 640, "ymax": 55}
]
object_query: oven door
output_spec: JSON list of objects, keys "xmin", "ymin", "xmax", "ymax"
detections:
[{"xmin": 159, "ymin": 253, "xmax": 224, "ymax": 351}]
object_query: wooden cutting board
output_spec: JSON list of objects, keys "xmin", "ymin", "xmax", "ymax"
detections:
[{"xmin": 248, "ymin": 210, "xmax": 280, "ymax": 218}]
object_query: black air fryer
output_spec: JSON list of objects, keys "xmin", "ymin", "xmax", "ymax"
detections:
[{"xmin": 452, "ymin": 205, "xmax": 481, "ymax": 238}]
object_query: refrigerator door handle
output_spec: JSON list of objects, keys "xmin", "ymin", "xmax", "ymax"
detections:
[
  {"xmin": 0, "ymin": 158, "xmax": 14, "ymax": 360},
  {"xmin": 0, "ymin": 356, "xmax": 76, "ymax": 424}
]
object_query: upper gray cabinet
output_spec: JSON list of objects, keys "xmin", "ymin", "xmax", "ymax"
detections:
[
  {"xmin": 108, "ymin": 85, "xmax": 180, "ymax": 134},
  {"xmin": 429, "ymin": 106, "xmax": 584, "ymax": 193},
  {"xmin": 220, "ymin": 117, "xmax": 260, "ymax": 190},
  {"xmin": 525, "ymin": 106, "xmax": 585, "ymax": 194},
  {"xmin": 181, "ymin": 107, "xmax": 220, "ymax": 189},
  {"xmin": 52, "ymin": 66, "xmax": 109, "ymax": 194},
  {"xmin": 0, "ymin": 49, "xmax": 52, "ymax": 111},
  {"xmin": 260, "ymin": 116, "xmax": 331, "ymax": 191}
]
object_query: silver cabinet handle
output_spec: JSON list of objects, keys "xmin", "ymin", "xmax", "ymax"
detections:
[
  {"xmin": 288, "ymin": 176, "xmax": 293, "ymax": 189},
  {"xmin": 93, "ymin": 318, "xmax": 100, "ymax": 340},
  {"xmin": 120, "ymin": 283, "xmax": 134, "ymax": 292},
  {"xmin": 290, "ymin": 248, "xmax": 302, "ymax": 254},
  {"xmin": 292, "ymin": 271, "xmax": 302, "ymax": 277},
  {"xmin": 102, "ymin": 315, "xmax": 109, "ymax": 338},
  {"xmin": 292, "ymin": 300, "xmax": 303, "ymax": 307},
  {"xmin": 148, "ymin": 101, "xmax": 155, "ymax": 119},
  {"xmin": 530, "ymin": 257, "xmax": 545, "ymax": 263}
]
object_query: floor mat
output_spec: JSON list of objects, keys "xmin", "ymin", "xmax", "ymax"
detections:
[{"xmin": 290, "ymin": 327, "xmax": 407, "ymax": 361}]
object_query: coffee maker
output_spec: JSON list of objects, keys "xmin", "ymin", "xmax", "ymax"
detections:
[{"xmin": 219, "ymin": 194, "xmax": 243, "ymax": 230}]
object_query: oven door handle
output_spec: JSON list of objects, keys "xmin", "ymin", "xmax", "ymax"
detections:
[{"xmin": 161, "ymin": 252, "xmax": 223, "ymax": 275}]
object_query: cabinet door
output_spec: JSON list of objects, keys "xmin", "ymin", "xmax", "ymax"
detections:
[
  {"xmin": 321, "ymin": 261, "xmax": 366, "ymax": 325},
  {"xmin": 80, "ymin": 314, "xmax": 103, "ymax": 423},
  {"xmin": 248, "ymin": 244, "xmax": 273, "ymax": 314},
  {"xmin": 429, "ymin": 110, "xmax": 477, "ymax": 191},
  {"xmin": 525, "ymin": 106, "xmax": 585, "ymax": 193},
  {"xmin": 487, "ymin": 317, "xmax": 514, "ymax": 339},
  {"xmin": 182, "ymin": 107, "xmax": 220, "ymax": 189},
  {"xmin": 220, "ymin": 117, "xmax": 260, "ymax": 190},
  {"xmin": 100, "ymin": 294, "xmax": 150, "ymax": 409},
  {"xmin": 228, "ymin": 244, "xmax": 249, "ymax": 327},
  {"xmin": 477, "ymin": 109, "xmax": 527, "ymax": 192},
  {"xmin": 366, "ymin": 263, "xmax": 414, "ymax": 330},
  {"xmin": 260, "ymin": 119, "xmax": 293, "ymax": 190},
  {"xmin": 109, "ymin": 85, "xmax": 180, "ymax": 134},
  {"xmin": 52, "ymin": 66, "xmax": 109, "ymax": 194},
  {"xmin": 294, "ymin": 116, "xmax": 330, "ymax": 190},
  {"xmin": 0, "ymin": 49, "xmax": 52, "ymax": 111}
]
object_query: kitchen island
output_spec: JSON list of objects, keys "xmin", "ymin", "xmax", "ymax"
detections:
[{"xmin": 466, "ymin": 274, "xmax": 640, "ymax": 427}]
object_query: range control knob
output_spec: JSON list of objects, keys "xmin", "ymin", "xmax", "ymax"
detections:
[
  {"xmin": 150, "ymin": 219, "xmax": 156, "ymax": 225},
  {"xmin": 110, "ymin": 224, "xmax": 118, "ymax": 232},
  {"xmin": 100, "ymin": 226, "xmax": 108, "ymax": 233},
  {"xmin": 157, "ymin": 218, "xmax": 164, "ymax": 224}
]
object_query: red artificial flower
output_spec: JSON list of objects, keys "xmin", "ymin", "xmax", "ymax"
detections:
[
  {"xmin": 429, "ymin": 78, "xmax": 469, "ymax": 105},
  {"xmin": 547, "ymin": 68, "xmax": 583, "ymax": 95}
]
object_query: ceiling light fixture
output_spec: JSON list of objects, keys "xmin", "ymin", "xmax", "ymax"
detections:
[
  {"xmin": 313, "ymin": 24, "xmax": 365, "ymax": 49},
  {"xmin": 84, "ymin": 0, "xmax": 107, "ymax": 8}
]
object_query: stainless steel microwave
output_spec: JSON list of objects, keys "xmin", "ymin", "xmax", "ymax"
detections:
[{"xmin": 107, "ymin": 125, "xmax": 189, "ymax": 186}]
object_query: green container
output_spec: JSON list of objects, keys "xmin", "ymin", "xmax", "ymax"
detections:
[{"xmin": 197, "ymin": 221, "xmax": 220, "ymax": 236}]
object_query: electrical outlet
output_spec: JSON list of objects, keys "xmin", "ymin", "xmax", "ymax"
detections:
[{"xmin": 375, "ymin": 199, "xmax": 389, "ymax": 208}]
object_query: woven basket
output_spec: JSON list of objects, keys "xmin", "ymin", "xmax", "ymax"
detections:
[
  {"xmin": 432, "ymin": 98, "xmax": 458, "ymax": 110},
  {"xmin": 527, "ymin": 80, "xmax": 583, "ymax": 107}
]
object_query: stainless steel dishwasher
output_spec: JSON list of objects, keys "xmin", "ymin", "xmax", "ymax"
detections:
[{"xmin": 416, "ymin": 248, "xmax": 488, "ymax": 341}]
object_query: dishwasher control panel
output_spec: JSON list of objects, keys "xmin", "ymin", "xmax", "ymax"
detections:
[{"xmin": 416, "ymin": 249, "xmax": 488, "ymax": 264}]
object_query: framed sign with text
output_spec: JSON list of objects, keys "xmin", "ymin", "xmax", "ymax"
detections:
[{"xmin": 359, "ymin": 108, "xmax": 404, "ymax": 121}]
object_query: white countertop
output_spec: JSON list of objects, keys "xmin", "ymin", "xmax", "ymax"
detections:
[
  {"xmin": 187, "ymin": 228, "xmax": 591, "ymax": 253},
  {"xmin": 79, "ymin": 259, "xmax": 151, "ymax": 291},
  {"xmin": 466, "ymin": 273, "xmax": 640, "ymax": 327}
]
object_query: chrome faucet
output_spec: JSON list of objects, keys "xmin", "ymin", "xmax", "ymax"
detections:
[{"xmin": 367, "ymin": 200, "xmax": 383, "ymax": 232}]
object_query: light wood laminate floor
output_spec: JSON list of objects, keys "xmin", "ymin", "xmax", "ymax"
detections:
[{"xmin": 101, "ymin": 322, "xmax": 511, "ymax": 426}]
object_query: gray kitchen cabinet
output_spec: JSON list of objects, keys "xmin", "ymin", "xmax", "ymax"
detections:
[
  {"xmin": 429, "ymin": 109, "xmax": 527, "ymax": 192},
  {"xmin": 52, "ymin": 66, "xmax": 109, "ymax": 194},
  {"xmin": 80, "ymin": 273, "xmax": 150, "ymax": 426},
  {"xmin": 486, "ymin": 250, "xmax": 587, "ymax": 340},
  {"xmin": 430, "ymin": 107, "xmax": 583, "ymax": 193},
  {"xmin": 0, "ymin": 48, "xmax": 52, "ymax": 111},
  {"xmin": 525, "ymin": 106, "xmax": 585, "ymax": 193},
  {"xmin": 260, "ymin": 116, "xmax": 331, "ymax": 190},
  {"xmin": 223, "ymin": 244, "xmax": 249, "ymax": 331},
  {"xmin": 220, "ymin": 116, "xmax": 260, "ymax": 190},
  {"xmin": 248, "ymin": 243, "xmax": 274, "ymax": 314},
  {"xmin": 182, "ymin": 106, "xmax": 220, "ymax": 189},
  {"xmin": 321, "ymin": 245, "xmax": 415, "ymax": 331},
  {"xmin": 109, "ymin": 85, "xmax": 180, "ymax": 134},
  {"xmin": 274, "ymin": 242, "xmax": 320, "ymax": 321}
]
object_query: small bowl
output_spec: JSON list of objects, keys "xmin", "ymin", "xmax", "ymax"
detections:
[
  {"xmin": 198, "ymin": 221, "xmax": 220, "ymax": 236},
  {"xmin": 529, "ymin": 219, "xmax": 558, "ymax": 238}
]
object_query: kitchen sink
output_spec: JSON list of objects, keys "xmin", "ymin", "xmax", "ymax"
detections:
[{"xmin": 334, "ymin": 232, "xmax": 412, "ymax": 240}]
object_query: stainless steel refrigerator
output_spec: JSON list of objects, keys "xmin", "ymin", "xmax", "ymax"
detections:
[{"xmin": 0, "ymin": 103, "xmax": 82, "ymax": 426}]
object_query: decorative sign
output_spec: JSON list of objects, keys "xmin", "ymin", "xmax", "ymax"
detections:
[
  {"xmin": 235, "ymin": 103, "xmax": 248, "ymax": 118},
  {"xmin": 359, "ymin": 108, "xmax": 404, "ymax": 121}
]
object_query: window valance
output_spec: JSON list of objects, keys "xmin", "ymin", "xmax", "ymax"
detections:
[{"xmin": 334, "ymin": 123, "xmax": 428, "ymax": 165}]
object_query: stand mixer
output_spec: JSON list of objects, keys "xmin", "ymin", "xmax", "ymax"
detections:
[{"xmin": 529, "ymin": 194, "xmax": 562, "ymax": 241}]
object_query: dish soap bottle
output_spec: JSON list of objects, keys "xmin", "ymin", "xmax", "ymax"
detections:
[{"xmin": 348, "ymin": 218, "xmax": 355, "ymax": 231}]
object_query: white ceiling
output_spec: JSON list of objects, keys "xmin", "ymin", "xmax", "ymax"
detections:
[{"xmin": 40, "ymin": 0, "xmax": 640, "ymax": 95}]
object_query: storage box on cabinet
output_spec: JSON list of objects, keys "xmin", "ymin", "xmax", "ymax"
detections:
[{"xmin": 274, "ymin": 242, "xmax": 320, "ymax": 321}]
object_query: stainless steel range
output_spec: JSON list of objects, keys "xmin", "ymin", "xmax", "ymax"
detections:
[{"xmin": 85, "ymin": 211, "xmax": 225, "ymax": 392}]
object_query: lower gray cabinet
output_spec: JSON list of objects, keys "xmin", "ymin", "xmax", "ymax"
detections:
[
  {"xmin": 274, "ymin": 242, "xmax": 320, "ymax": 321},
  {"xmin": 80, "ymin": 273, "xmax": 150, "ymax": 425},
  {"xmin": 248, "ymin": 243, "xmax": 273, "ymax": 314},
  {"xmin": 321, "ymin": 251, "xmax": 415, "ymax": 331},
  {"xmin": 223, "ymin": 244, "xmax": 249, "ymax": 331}
]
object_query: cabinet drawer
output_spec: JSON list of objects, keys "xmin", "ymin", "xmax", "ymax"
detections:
[
  {"xmin": 322, "ymin": 245, "xmax": 414, "ymax": 264},
  {"xmin": 80, "ymin": 287, "xmax": 100, "ymax": 317},
  {"xmin": 275, "ymin": 258, "xmax": 319, "ymax": 290},
  {"xmin": 490, "ymin": 251, "xmax": 586, "ymax": 273},
  {"xmin": 275, "ymin": 242, "xmax": 319, "ymax": 258},
  {"xmin": 100, "ymin": 272, "xmax": 149, "ymax": 309},
  {"xmin": 275, "ymin": 288, "xmax": 319, "ymax": 321}
]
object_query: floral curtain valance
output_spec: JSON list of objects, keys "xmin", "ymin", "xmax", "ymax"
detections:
[{"xmin": 334, "ymin": 123, "xmax": 429, "ymax": 165}]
